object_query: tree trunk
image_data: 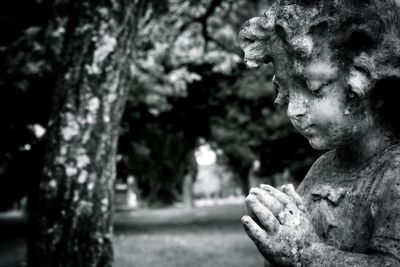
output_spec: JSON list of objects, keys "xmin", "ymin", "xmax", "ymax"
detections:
[
  {"xmin": 183, "ymin": 173, "xmax": 195, "ymax": 207},
  {"xmin": 182, "ymin": 150, "xmax": 198, "ymax": 207},
  {"xmin": 28, "ymin": 1, "xmax": 135, "ymax": 266}
]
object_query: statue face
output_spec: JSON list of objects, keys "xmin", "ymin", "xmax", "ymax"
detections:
[
  {"xmin": 239, "ymin": 1, "xmax": 400, "ymax": 150},
  {"xmin": 275, "ymin": 56, "xmax": 373, "ymax": 151}
]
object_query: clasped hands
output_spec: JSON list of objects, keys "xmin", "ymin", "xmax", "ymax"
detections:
[{"xmin": 242, "ymin": 184, "xmax": 319, "ymax": 266}]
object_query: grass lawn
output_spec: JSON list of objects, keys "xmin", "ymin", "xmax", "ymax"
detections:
[
  {"xmin": 113, "ymin": 203, "xmax": 264, "ymax": 267},
  {"xmin": 0, "ymin": 203, "xmax": 264, "ymax": 267}
]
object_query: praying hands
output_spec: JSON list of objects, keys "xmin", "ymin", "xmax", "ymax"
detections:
[{"xmin": 242, "ymin": 184, "xmax": 319, "ymax": 266}]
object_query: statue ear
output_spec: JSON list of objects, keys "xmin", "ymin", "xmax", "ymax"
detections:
[{"xmin": 347, "ymin": 66, "xmax": 372, "ymax": 99}]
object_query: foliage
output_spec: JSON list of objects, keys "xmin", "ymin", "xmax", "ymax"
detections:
[
  {"xmin": 0, "ymin": 0, "xmax": 52, "ymax": 210},
  {"xmin": 0, "ymin": 0, "xmax": 318, "ymax": 208},
  {"xmin": 117, "ymin": 0, "xmax": 268, "ymax": 204},
  {"xmin": 118, "ymin": 0, "xmax": 318, "ymax": 204}
]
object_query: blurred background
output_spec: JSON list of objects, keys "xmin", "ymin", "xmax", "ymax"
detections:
[{"xmin": 0, "ymin": 0, "xmax": 319, "ymax": 266}]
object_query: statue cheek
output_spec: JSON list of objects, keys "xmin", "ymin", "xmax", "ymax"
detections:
[{"xmin": 312, "ymin": 98, "xmax": 344, "ymax": 125}]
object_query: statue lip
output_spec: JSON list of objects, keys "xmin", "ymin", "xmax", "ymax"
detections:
[
  {"xmin": 300, "ymin": 127, "xmax": 315, "ymax": 136},
  {"xmin": 293, "ymin": 122, "xmax": 316, "ymax": 136}
]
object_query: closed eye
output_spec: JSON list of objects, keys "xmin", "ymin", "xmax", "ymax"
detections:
[{"xmin": 312, "ymin": 81, "xmax": 331, "ymax": 96}]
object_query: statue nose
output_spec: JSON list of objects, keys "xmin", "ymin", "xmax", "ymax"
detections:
[{"xmin": 287, "ymin": 99, "xmax": 307, "ymax": 119}]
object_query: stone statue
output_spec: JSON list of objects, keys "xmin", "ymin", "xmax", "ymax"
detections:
[{"xmin": 238, "ymin": 0, "xmax": 400, "ymax": 266}]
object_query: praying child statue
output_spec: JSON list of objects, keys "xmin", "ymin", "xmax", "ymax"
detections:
[{"xmin": 239, "ymin": 0, "xmax": 400, "ymax": 266}]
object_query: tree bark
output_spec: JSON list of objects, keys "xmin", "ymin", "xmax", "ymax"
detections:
[{"xmin": 28, "ymin": 1, "xmax": 135, "ymax": 266}]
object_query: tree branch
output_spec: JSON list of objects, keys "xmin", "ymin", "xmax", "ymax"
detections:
[
  {"xmin": 171, "ymin": 0, "xmax": 223, "ymax": 44},
  {"xmin": 199, "ymin": 0, "xmax": 223, "ymax": 23}
]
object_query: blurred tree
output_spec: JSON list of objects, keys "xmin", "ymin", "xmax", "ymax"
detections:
[
  {"xmin": 117, "ymin": 0, "xmax": 270, "ymax": 205},
  {"xmin": 113, "ymin": 0, "xmax": 318, "ymax": 205},
  {"xmin": 120, "ymin": 56, "xmax": 317, "ymax": 204},
  {"xmin": 25, "ymin": 0, "xmax": 161, "ymax": 266}
]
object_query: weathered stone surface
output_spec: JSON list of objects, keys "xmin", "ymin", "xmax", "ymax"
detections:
[{"xmin": 239, "ymin": 0, "xmax": 400, "ymax": 266}]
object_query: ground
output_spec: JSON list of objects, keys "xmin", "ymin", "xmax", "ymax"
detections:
[{"xmin": 0, "ymin": 203, "xmax": 264, "ymax": 267}]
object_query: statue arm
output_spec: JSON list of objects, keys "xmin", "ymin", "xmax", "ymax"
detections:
[{"xmin": 299, "ymin": 243, "xmax": 400, "ymax": 266}]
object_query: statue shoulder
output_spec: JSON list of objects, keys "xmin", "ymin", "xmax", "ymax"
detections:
[
  {"xmin": 297, "ymin": 150, "xmax": 335, "ymax": 195},
  {"xmin": 372, "ymin": 144, "xmax": 400, "ymax": 197}
]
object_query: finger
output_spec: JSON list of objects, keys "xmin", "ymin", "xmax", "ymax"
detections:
[
  {"xmin": 245, "ymin": 195, "xmax": 280, "ymax": 231},
  {"xmin": 280, "ymin": 184, "xmax": 304, "ymax": 210},
  {"xmin": 243, "ymin": 216, "xmax": 279, "ymax": 262},
  {"xmin": 245, "ymin": 200, "xmax": 263, "ymax": 228},
  {"xmin": 260, "ymin": 184, "xmax": 292, "ymax": 206},
  {"xmin": 250, "ymin": 187, "xmax": 284, "ymax": 217},
  {"xmin": 242, "ymin": 215, "xmax": 268, "ymax": 242}
]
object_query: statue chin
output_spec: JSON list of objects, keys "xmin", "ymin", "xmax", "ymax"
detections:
[{"xmin": 306, "ymin": 136, "xmax": 331, "ymax": 151}]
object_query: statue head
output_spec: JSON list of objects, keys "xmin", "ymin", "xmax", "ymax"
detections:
[{"xmin": 239, "ymin": 0, "xmax": 400, "ymax": 150}]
